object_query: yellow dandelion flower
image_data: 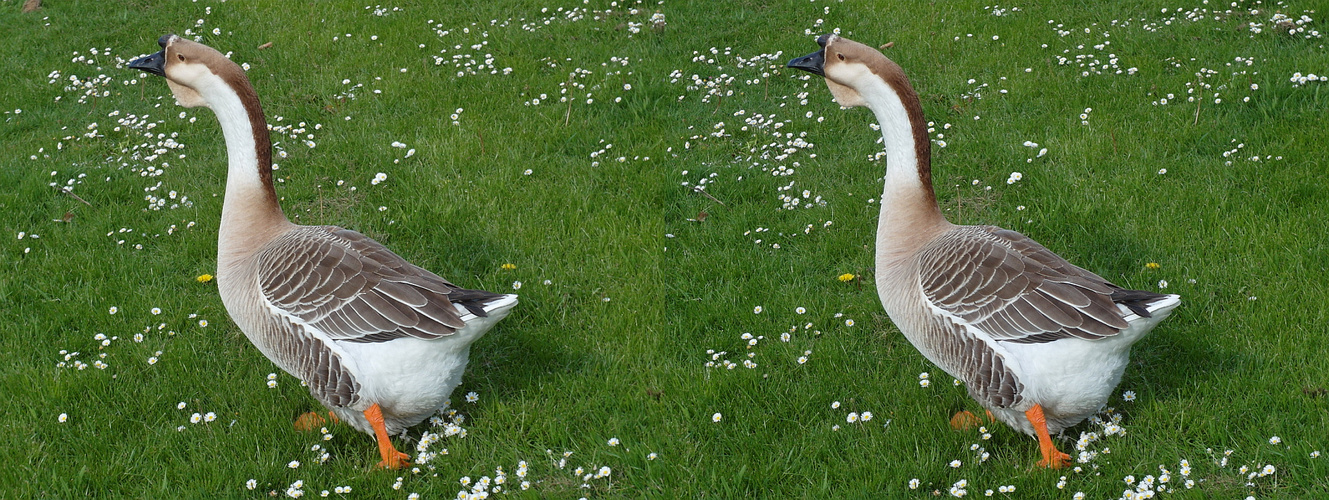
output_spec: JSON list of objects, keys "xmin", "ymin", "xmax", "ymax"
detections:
[
  {"xmin": 837, "ymin": 273, "xmax": 856, "ymax": 282},
  {"xmin": 500, "ymin": 263, "xmax": 517, "ymax": 270},
  {"xmin": 196, "ymin": 273, "xmax": 214, "ymax": 283},
  {"xmin": 1144, "ymin": 262, "xmax": 1160, "ymax": 270}
]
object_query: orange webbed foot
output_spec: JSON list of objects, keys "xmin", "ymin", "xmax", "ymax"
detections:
[
  {"xmin": 1036, "ymin": 449, "xmax": 1072, "ymax": 469},
  {"xmin": 293, "ymin": 411, "xmax": 339, "ymax": 431},
  {"xmin": 1025, "ymin": 404, "xmax": 1070, "ymax": 469},
  {"xmin": 950, "ymin": 410, "xmax": 982, "ymax": 431},
  {"xmin": 376, "ymin": 449, "xmax": 412, "ymax": 469},
  {"xmin": 294, "ymin": 412, "xmax": 326, "ymax": 431},
  {"xmin": 364, "ymin": 403, "xmax": 411, "ymax": 469}
]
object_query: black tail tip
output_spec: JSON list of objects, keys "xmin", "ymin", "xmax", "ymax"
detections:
[{"xmin": 1110, "ymin": 288, "xmax": 1170, "ymax": 318}]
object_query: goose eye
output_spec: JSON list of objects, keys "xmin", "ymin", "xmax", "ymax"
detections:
[{"xmin": 836, "ymin": 53, "xmax": 845, "ymax": 61}]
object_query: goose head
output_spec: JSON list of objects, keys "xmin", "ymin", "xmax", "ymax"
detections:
[
  {"xmin": 128, "ymin": 34, "xmax": 242, "ymax": 109},
  {"xmin": 788, "ymin": 34, "xmax": 943, "ymax": 234},
  {"xmin": 127, "ymin": 34, "xmax": 282, "ymax": 228},
  {"xmin": 787, "ymin": 34, "xmax": 902, "ymax": 109}
]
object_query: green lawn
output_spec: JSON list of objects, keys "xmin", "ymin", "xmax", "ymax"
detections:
[{"xmin": 2, "ymin": 0, "xmax": 1327, "ymax": 497}]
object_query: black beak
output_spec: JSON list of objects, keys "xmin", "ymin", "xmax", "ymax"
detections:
[
  {"xmin": 128, "ymin": 51, "xmax": 165, "ymax": 77},
  {"xmin": 787, "ymin": 49, "xmax": 825, "ymax": 76},
  {"xmin": 127, "ymin": 35, "xmax": 176, "ymax": 77},
  {"xmin": 788, "ymin": 34, "xmax": 832, "ymax": 76}
]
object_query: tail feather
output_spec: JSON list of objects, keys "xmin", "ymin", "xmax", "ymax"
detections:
[
  {"xmin": 1110, "ymin": 288, "xmax": 1180, "ymax": 320},
  {"xmin": 448, "ymin": 288, "xmax": 513, "ymax": 317}
]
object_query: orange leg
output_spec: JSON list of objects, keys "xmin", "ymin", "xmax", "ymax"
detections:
[
  {"xmin": 364, "ymin": 403, "xmax": 410, "ymax": 469},
  {"xmin": 1025, "ymin": 404, "xmax": 1070, "ymax": 469}
]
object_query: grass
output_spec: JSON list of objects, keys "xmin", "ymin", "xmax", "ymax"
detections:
[{"xmin": 2, "ymin": 0, "xmax": 1327, "ymax": 497}]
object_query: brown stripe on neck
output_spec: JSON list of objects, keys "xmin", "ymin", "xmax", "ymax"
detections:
[
  {"xmin": 220, "ymin": 68, "xmax": 280, "ymax": 211},
  {"xmin": 877, "ymin": 61, "xmax": 937, "ymax": 207}
]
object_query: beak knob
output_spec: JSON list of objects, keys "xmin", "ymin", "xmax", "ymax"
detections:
[{"xmin": 128, "ymin": 34, "xmax": 178, "ymax": 77}]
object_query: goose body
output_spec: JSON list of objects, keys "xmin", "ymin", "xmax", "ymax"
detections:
[
  {"xmin": 788, "ymin": 35, "xmax": 1178, "ymax": 467},
  {"xmin": 129, "ymin": 35, "xmax": 516, "ymax": 468}
]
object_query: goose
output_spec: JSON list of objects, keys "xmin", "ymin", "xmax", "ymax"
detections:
[
  {"xmin": 127, "ymin": 35, "xmax": 517, "ymax": 469},
  {"xmin": 787, "ymin": 34, "xmax": 1180, "ymax": 468}
]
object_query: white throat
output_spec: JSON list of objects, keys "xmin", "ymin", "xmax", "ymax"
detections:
[
  {"xmin": 854, "ymin": 73, "xmax": 949, "ymax": 267},
  {"xmin": 864, "ymin": 83, "xmax": 925, "ymax": 199},
  {"xmin": 191, "ymin": 72, "xmax": 290, "ymax": 268},
  {"xmin": 209, "ymin": 84, "xmax": 265, "ymax": 201}
]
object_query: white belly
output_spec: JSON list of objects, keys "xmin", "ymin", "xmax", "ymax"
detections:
[
  {"xmin": 991, "ymin": 299, "xmax": 1179, "ymax": 435},
  {"xmin": 333, "ymin": 336, "xmax": 472, "ymax": 435},
  {"xmin": 329, "ymin": 295, "xmax": 517, "ymax": 436}
]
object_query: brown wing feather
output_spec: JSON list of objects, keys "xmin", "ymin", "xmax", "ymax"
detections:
[
  {"xmin": 250, "ymin": 225, "xmax": 511, "ymax": 406},
  {"xmin": 259, "ymin": 313, "xmax": 362, "ymax": 408},
  {"xmin": 918, "ymin": 226, "xmax": 1133, "ymax": 344},
  {"xmin": 256, "ymin": 225, "xmax": 475, "ymax": 344},
  {"xmin": 923, "ymin": 314, "xmax": 1025, "ymax": 409}
]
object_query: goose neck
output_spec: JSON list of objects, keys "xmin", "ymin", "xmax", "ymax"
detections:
[
  {"xmin": 861, "ymin": 72, "xmax": 948, "ymax": 261},
  {"xmin": 206, "ymin": 74, "xmax": 290, "ymax": 264}
]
